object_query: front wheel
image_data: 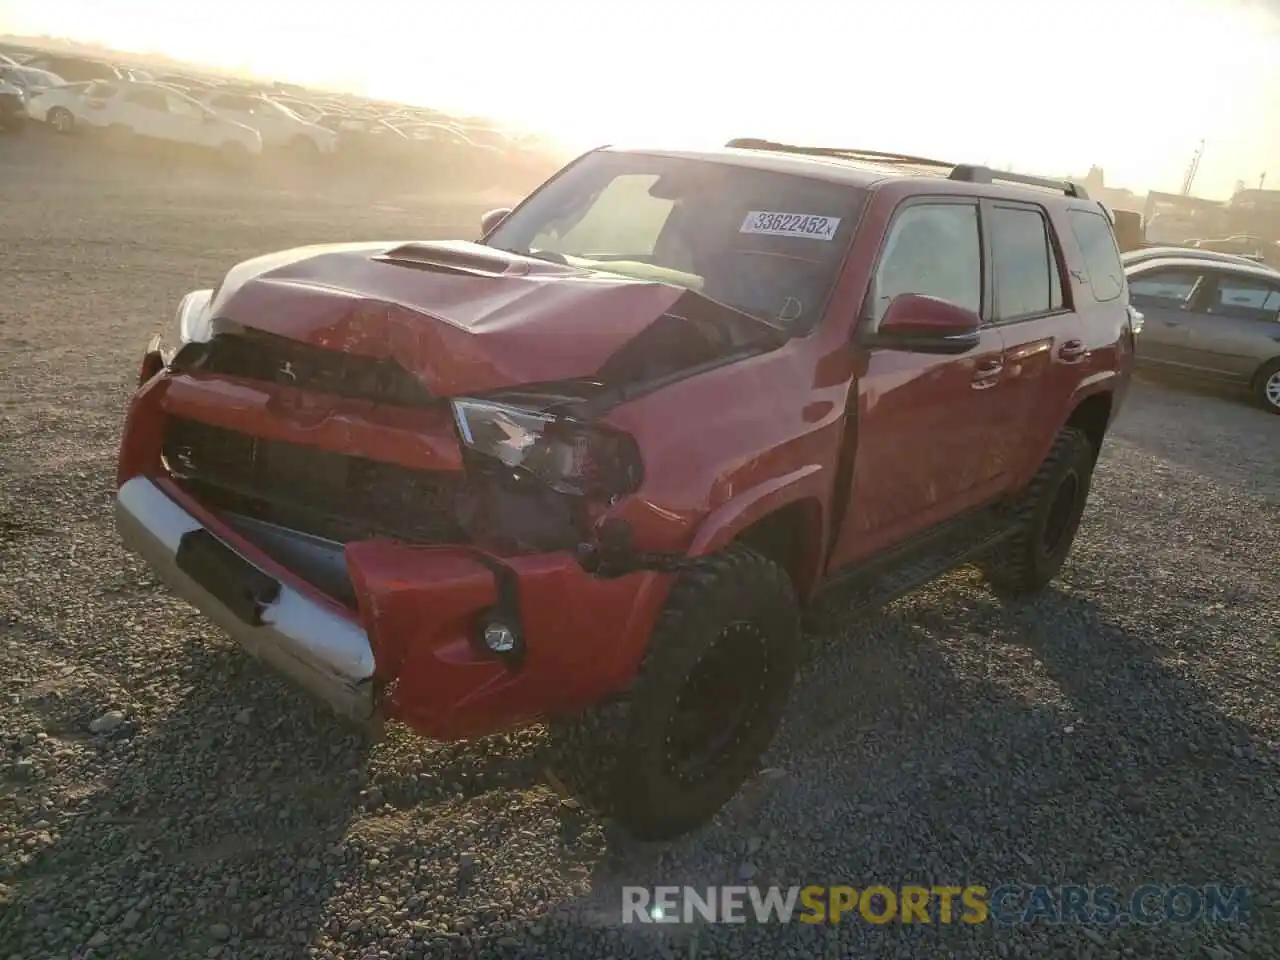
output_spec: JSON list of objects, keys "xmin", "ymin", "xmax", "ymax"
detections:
[
  {"xmin": 47, "ymin": 107, "xmax": 74, "ymax": 134},
  {"xmin": 1252, "ymin": 358, "xmax": 1280, "ymax": 414},
  {"xmin": 551, "ymin": 546, "xmax": 802, "ymax": 841},
  {"xmin": 981, "ymin": 427, "xmax": 1096, "ymax": 597}
]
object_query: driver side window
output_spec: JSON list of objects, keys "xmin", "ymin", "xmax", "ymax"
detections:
[
  {"xmin": 870, "ymin": 202, "xmax": 982, "ymax": 325},
  {"xmin": 531, "ymin": 174, "xmax": 674, "ymax": 258}
]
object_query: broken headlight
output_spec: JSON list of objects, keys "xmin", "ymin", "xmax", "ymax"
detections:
[
  {"xmin": 451, "ymin": 398, "xmax": 643, "ymax": 497},
  {"xmin": 174, "ymin": 289, "xmax": 215, "ymax": 346}
]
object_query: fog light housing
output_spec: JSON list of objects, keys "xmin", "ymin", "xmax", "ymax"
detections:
[{"xmin": 481, "ymin": 620, "xmax": 519, "ymax": 654}]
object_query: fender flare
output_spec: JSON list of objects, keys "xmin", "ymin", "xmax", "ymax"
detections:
[
  {"xmin": 686, "ymin": 464, "xmax": 831, "ymax": 599},
  {"xmin": 1017, "ymin": 371, "xmax": 1118, "ymax": 489}
]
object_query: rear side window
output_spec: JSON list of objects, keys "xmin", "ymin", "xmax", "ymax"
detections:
[
  {"xmin": 1129, "ymin": 269, "xmax": 1201, "ymax": 308},
  {"xmin": 1068, "ymin": 209, "xmax": 1125, "ymax": 302},
  {"xmin": 1207, "ymin": 274, "xmax": 1280, "ymax": 321},
  {"xmin": 990, "ymin": 205, "xmax": 1064, "ymax": 320}
]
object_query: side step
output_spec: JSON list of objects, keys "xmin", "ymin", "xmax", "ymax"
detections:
[{"xmin": 805, "ymin": 505, "xmax": 1017, "ymax": 632}]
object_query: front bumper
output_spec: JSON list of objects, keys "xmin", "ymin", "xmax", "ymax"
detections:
[
  {"xmin": 115, "ymin": 475, "xmax": 379, "ymax": 724},
  {"xmin": 117, "ymin": 366, "xmax": 675, "ymax": 740}
]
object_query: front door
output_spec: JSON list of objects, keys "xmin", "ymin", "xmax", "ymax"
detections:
[
  {"xmin": 1126, "ymin": 266, "xmax": 1203, "ymax": 369},
  {"xmin": 828, "ymin": 198, "xmax": 1012, "ymax": 571}
]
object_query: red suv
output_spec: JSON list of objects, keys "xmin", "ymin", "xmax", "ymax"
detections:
[{"xmin": 116, "ymin": 139, "xmax": 1135, "ymax": 839}]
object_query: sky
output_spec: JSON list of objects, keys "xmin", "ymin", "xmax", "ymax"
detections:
[{"xmin": 3, "ymin": 0, "xmax": 1280, "ymax": 198}]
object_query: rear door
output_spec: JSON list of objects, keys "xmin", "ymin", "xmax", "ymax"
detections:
[
  {"xmin": 828, "ymin": 198, "xmax": 1010, "ymax": 569},
  {"xmin": 1126, "ymin": 266, "xmax": 1203, "ymax": 367},
  {"xmin": 118, "ymin": 86, "xmax": 172, "ymax": 139},
  {"xmin": 981, "ymin": 199, "xmax": 1086, "ymax": 466},
  {"xmin": 1184, "ymin": 270, "xmax": 1280, "ymax": 381},
  {"xmin": 80, "ymin": 81, "xmax": 119, "ymax": 127}
]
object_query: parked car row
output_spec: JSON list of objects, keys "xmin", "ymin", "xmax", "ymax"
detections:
[
  {"xmin": 24, "ymin": 80, "xmax": 265, "ymax": 160},
  {"xmin": 0, "ymin": 46, "xmax": 564, "ymax": 190}
]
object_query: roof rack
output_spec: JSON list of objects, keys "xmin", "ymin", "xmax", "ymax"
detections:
[{"xmin": 725, "ymin": 138, "xmax": 1090, "ymax": 200}]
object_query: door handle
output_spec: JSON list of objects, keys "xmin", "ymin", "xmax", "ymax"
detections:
[
  {"xmin": 971, "ymin": 359, "xmax": 1004, "ymax": 389},
  {"xmin": 1057, "ymin": 339, "xmax": 1089, "ymax": 362}
]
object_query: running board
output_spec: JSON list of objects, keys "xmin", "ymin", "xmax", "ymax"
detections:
[{"xmin": 806, "ymin": 504, "xmax": 1017, "ymax": 630}]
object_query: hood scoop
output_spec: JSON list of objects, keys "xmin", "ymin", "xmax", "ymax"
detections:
[{"xmin": 375, "ymin": 240, "xmax": 543, "ymax": 278}]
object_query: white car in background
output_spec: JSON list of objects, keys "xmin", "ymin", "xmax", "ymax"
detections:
[
  {"xmin": 25, "ymin": 81, "xmax": 93, "ymax": 131},
  {"xmin": 197, "ymin": 90, "xmax": 337, "ymax": 156},
  {"xmin": 31, "ymin": 79, "xmax": 263, "ymax": 159},
  {"xmin": 0, "ymin": 63, "xmax": 66, "ymax": 96}
]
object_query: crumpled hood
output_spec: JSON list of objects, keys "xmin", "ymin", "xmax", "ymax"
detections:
[{"xmin": 209, "ymin": 240, "xmax": 692, "ymax": 397}]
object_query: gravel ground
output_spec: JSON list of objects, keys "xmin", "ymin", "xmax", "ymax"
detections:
[{"xmin": 2, "ymin": 131, "xmax": 1279, "ymax": 960}]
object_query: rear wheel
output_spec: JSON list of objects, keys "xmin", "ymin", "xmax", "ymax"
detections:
[
  {"xmin": 981, "ymin": 427, "xmax": 1096, "ymax": 597},
  {"xmin": 1252, "ymin": 358, "xmax": 1280, "ymax": 414},
  {"xmin": 550, "ymin": 546, "xmax": 802, "ymax": 841},
  {"xmin": 47, "ymin": 107, "xmax": 74, "ymax": 134}
]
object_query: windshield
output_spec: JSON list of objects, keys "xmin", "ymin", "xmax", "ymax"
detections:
[
  {"xmin": 265, "ymin": 98, "xmax": 302, "ymax": 120},
  {"xmin": 485, "ymin": 150, "xmax": 865, "ymax": 334}
]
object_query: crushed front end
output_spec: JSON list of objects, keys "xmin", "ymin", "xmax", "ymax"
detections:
[{"xmin": 116, "ymin": 270, "xmax": 681, "ymax": 740}]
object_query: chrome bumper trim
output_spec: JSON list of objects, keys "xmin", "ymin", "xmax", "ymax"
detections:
[{"xmin": 115, "ymin": 476, "xmax": 377, "ymax": 723}]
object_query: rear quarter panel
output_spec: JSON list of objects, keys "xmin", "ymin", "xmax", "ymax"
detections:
[{"xmin": 1014, "ymin": 203, "xmax": 1132, "ymax": 486}]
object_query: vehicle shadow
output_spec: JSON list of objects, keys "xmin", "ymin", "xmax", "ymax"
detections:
[
  {"xmin": 513, "ymin": 568, "xmax": 1275, "ymax": 958},
  {"xmin": 3, "ymin": 632, "xmax": 356, "ymax": 957},
  {"xmin": 5, "ymin": 561, "xmax": 1273, "ymax": 958}
]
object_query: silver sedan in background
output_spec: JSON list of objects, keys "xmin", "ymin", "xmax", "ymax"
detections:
[{"xmin": 1126, "ymin": 254, "xmax": 1280, "ymax": 413}]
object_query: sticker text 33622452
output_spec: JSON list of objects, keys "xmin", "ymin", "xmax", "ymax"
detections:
[{"xmin": 740, "ymin": 211, "xmax": 842, "ymax": 241}]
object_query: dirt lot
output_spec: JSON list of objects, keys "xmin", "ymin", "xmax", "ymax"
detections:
[{"xmin": 1, "ymin": 132, "xmax": 1279, "ymax": 960}]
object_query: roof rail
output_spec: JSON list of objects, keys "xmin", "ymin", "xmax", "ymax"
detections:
[
  {"xmin": 948, "ymin": 164, "xmax": 1089, "ymax": 199},
  {"xmin": 725, "ymin": 138, "xmax": 954, "ymax": 169},
  {"xmin": 726, "ymin": 138, "xmax": 1089, "ymax": 199}
]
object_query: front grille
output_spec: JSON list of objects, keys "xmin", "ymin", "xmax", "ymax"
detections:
[
  {"xmin": 162, "ymin": 417, "xmax": 465, "ymax": 544},
  {"xmin": 178, "ymin": 331, "xmax": 438, "ymax": 407}
]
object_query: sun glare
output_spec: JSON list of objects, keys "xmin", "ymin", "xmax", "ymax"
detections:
[{"xmin": 4, "ymin": 0, "xmax": 1279, "ymax": 194}]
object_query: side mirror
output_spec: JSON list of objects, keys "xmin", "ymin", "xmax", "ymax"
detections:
[
  {"xmin": 480, "ymin": 207, "xmax": 512, "ymax": 237},
  {"xmin": 869, "ymin": 293, "xmax": 981, "ymax": 355}
]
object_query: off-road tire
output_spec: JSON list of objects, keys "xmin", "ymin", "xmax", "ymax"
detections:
[
  {"xmin": 981, "ymin": 427, "xmax": 1096, "ymax": 597},
  {"xmin": 47, "ymin": 107, "xmax": 74, "ymax": 134},
  {"xmin": 549, "ymin": 545, "xmax": 801, "ymax": 841},
  {"xmin": 1252, "ymin": 358, "xmax": 1280, "ymax": 414}
]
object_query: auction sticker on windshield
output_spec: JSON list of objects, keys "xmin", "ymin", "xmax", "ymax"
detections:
[{"xmin": 740, "ymin": 212, "xmax": 841, "ymax": 240}]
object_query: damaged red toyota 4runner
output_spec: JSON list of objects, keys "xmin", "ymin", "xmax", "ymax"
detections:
[{"xmin": 117, "ymin": 139, "xmax": 1136, "ymax": 840}]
